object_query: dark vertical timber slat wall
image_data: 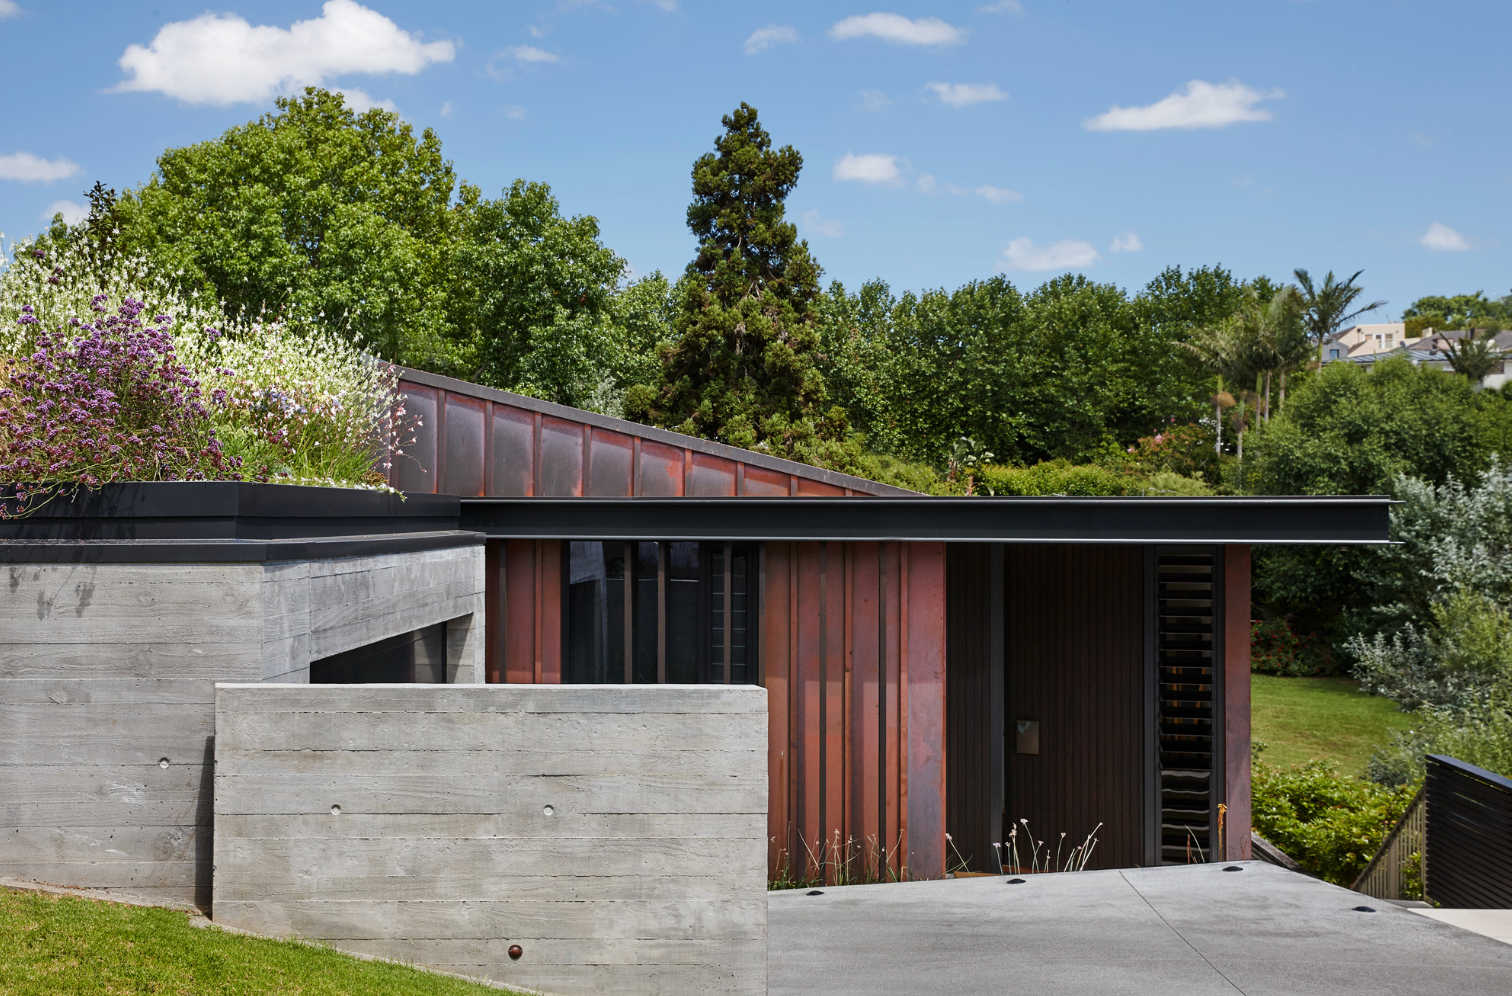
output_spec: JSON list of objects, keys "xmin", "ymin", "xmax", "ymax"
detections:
[
  {"xmin": 1004, "ymin": 545, "xmax": 1145, "ymax": 870},
  {"xmin": 945, "ymin": 544, "xmax": 1003, "ymax": 872}
]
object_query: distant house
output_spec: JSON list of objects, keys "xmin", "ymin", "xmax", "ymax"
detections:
[
  {"xmin": 1325, "ymin": 325, "xmax": 1510, "ymax": 390},
  {"xmin": 1322, "ymin": 322, "xmax": 1407, "ymax": 362}
]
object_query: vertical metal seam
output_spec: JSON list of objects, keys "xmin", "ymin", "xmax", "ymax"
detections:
[
  {"xmin": 877, "ymin": 541, "xmax": 888, "ymax": 881},
  {"xmin": 434, "ymin": 389, "xmax": 447, "ymax": 495},
  {"xmin": 483, "ymin": 400, "xmax": 494, "ymax": 497},
  {"xmin": 1211, "ymin": 544, "xmax": 1225, "ymax": 861},
  {"xmin": 899, "ymin": 542, "xmax": 911, "ymax": 877},
  {"xmin": 788, "ymin": 542, "xmax": 800, "ymax": 870},
  {"xmin": 633, "ymin": 437, "xmax": 642, "ymax": 497},
  {"xmin": 496, "ymin": 540, "xmax": 508, "ymax": 683},
  {"xmin": 582, "ymin": 425, "xmax": 593, "ymax": 497},
  {"xmin": 533, "ymin": 539, "xmax": 543, "ymax": 684},
  {"xmin": 842, "ymin": 542, "xmax": 853, "ymax": 870},
  {"xmin": 531, "ymin": 413, "xmax": 542, "ymax": 497},
  {"xmin": 819, "ymin": 540, "xmax": 829, "ymax": 879}
]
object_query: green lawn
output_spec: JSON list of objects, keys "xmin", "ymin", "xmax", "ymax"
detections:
[
  {"xmin": 1251, "ymin": 674, "xmax": 1415, "ymax": 775},
  {"xmin": 0, "ymin": 886, "xmax": 521, "ymax": 996}
]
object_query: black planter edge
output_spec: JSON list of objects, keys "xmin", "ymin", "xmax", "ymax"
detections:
[{"xmin": 0, "ymin": 530, "xmax": 484, "ymax": 564}]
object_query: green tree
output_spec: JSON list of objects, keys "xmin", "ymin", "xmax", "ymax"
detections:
[
  {"xmin": 450, "ymin": 179, "xmax": 630, "ymax": 406},
  {"xmin": 1442, "ymin": 328, "xmax": 1510, "ymax": 384},
  {"xmin": 1402, "ymin": 291, "xmax": 1512, "ymax": 336},
  {"xmin": 1247, "ymin": 358, "xmax": 1512, "ymax": 648},
  {"xmin": 116, "ymin": 88, "xmax": 460, "ymax": 368},
  {"xmin": 625, "ymin": 104, "xmax": 839, "ymax": 461},
  {"xmin": 106, "ymin": 87, "xmax": 644, "ymax": 409},
  {"xmin": 1294, "ymin": 268, "xmax": 1387, "ymax": 367}
]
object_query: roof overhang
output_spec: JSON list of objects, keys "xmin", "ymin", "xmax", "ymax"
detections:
[{"xmin": 459, "ymin": 496, "xmax": 1392, "ymax": 545}]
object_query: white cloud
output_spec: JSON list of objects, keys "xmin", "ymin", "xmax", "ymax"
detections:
[
  {"xmin": 644, "ymin": 0, "xmax": 679, "ymax": 10},
  {"xmin": 506, "ymin": 45, "xmax": 561, "ymax": 64},
  {"xmin": 834, "ymin": 152, "xmax": 903, "ymax": 184},
  {"xmin": 503, "ymin": 104, "xmax": 527, "ymax": 120},
  {"xmin": 745, "ymin": 24, "xmax": 798, "ymax": 55},
  {"xmin": 111, "ymin": 0, "xmax": 454, "ymax": 106},
  {"xmin": 927, "ymin": 82, "xmax": 1007, "ymax": 108},
  {"xmin": 41, "ymin": 200, "xmax": 87, "ymax": 224},
  {"xmin": 1084, "ymin": 79, "xmax": 1282, "ymax": 132},
  {"xmin": 0, "ymin": 151, "xmax": 82, "ymax": 182},
  {"xmin": 335, "ymin": 88, "xmax": 397, "ymax": 114},
  {"xmin": 1110, "ymin": 232, "xmax": 1143, "ymax": 252},
  {"xmin": 974, "ymin": 184, "xmax": 1021, "ymax": 203},
  {"xmin": 0, "ymin": 1, "xmax": 23, "ymax": 19},
  {"xmin": 802, "ymin": 210, "xmax": 845, "ymax": 238},
  {"xmin": 1422, "ymin": 222, "xmax": 1470, "ymax": 252},
  {"xmin": 440, "ymin": 100, "xmax": 454, "ymax": 118},
  {"xmin": 917, "ymin": 173, "xmax": 938, "ymax": 195},
  {"xmin": 830, "ymin": 13, "xmax": 964, "ymax": 47},
  {"xmin": 1000, "ymin": 237, "xmax": 1100, "ymax": 272},
  {"xmin": 977, "ymin": 1, "xmax": 1023, "ymax": 12},
  {"xmin": 859, "ymin": 89, "xmax": 892, "ymax": 111}
]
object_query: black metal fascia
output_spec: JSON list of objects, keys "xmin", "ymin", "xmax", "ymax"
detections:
[{"xmin": 458, "ymin": 496, "xmax": 1393, "ymax": 544}]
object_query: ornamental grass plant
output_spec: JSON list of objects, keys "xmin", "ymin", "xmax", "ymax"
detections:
[{"xmin": 0, "ymin": 237, "xmax": 412, "ymax": 514}]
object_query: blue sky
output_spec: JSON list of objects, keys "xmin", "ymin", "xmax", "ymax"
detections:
[{"xmin": 1, "ymin": 1, "xmax": 1507, "ymax": 315}]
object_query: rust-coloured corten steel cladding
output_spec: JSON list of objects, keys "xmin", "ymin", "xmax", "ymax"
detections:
[{"xmin": 393, "ymin": 370, "xmax": 950, "ymax": 880}]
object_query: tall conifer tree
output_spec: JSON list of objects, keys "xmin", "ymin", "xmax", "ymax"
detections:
[{"xmin": 626, "ymin": 104, "xmax": 843, "ymax": 457}]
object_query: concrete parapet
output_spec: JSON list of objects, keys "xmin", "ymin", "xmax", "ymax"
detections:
[
  {"xmin": 212, "ymin": 683, "xmax": 769, "ymax": 996},
  {"xmin": 0, "ymin": 544, "xmax": 483, "ymax": 905}
]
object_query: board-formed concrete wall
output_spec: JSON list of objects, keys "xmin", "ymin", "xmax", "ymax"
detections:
[
  {"xmin": 0, "ymin": 545, "xmax": 483, "ymax": 906},
  {"xmin": 213, "ymin": 683, "xmax": 769, "ymax": 996}
]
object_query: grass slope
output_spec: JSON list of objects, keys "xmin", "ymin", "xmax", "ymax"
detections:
[
  {"xmin": 0, "ymin": 887, "xmax": 522, "ymax": 996},
  {"xmin": 1250, "ymin": 675, "xmax": 1414, "ymax": 775}
]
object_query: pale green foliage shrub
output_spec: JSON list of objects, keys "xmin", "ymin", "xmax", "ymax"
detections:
[
  {"xmin": 975, "ymin": 460, "xmax": 1211, "ymax": 497},
  {"xmin": 1367, "ymin": 702, "xmax": 1512, "ymax": 785}
]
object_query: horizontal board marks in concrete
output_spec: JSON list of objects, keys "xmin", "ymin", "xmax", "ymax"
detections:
[{"xmin": 214, "ymin": 683, "xmax": 768, "ymax": 996}]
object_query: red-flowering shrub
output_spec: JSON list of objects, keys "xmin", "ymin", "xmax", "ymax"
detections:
[{"xmin": 1251, "ymin": 618, "xmax": 1336, "ymax": 677}]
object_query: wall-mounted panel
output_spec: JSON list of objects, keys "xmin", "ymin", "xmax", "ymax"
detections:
[
  {"xmin": 688, "ymin": 453, "xmax": 737, "ymax": 497},
  {"xmin": 539, "ymin": 418, "xmax": 585, "ymax": 497},
  {"xmin": 760, "ymin": 541, "xmax": 947, "ymax": 884},
  {"xmin": 394, "ymin": 386, "xmax": 437, "ymax": 494},
  {"xmin": 638, "ymin": 441, "xmax": 684, "ymax": 497},
  {"xmin": 441, "ymin": 395, "xmax": 486, "ymax": 498},
  {"xmin": 796, "ymin": 479, "xmax": 846, "ymax": 497},
  {"xmin": 742, "ymin": 466, "xmax": 791, "ymax": 497},
  {"xmin": 587, "ymin": 429, "xmax": 634, "ymax": 497},
  {"xmin": 490, "ymin": 406, "xmax": 535, "ymax": 497}
]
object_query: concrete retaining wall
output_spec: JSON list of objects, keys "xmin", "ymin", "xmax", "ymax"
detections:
[
  {"xmin": 0, "ymin": 546, "xmax": 483, "ymax": 905},
  {"xmin": 213, "ymin": 683, "xmax": 769, "ymax": 996}
]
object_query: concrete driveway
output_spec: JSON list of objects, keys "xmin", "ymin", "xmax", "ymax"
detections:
[{"xmin": 768, "ymin": 861, "xmax": 1512, "ymax": 996}]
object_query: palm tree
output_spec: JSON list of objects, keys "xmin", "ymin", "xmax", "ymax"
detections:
[
  {"xmin": 1183, "ymin": 316, "xmax": 1258, "ymax": 460},
  {"xmin": 1442, "ymin": 329, "xmax": 1510, "ymax": 385},
  {"xmin": 1294, "ymin": 269, "xmax": 1387, "ymax": 367},
  {"xmin": 1244, "ymin": 286, "xmax": 1311, "ymax": 416}
]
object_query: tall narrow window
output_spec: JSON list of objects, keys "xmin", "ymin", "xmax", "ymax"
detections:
[
  {"xmin": 566, "ymin": 541, "xmax": 625, "ymax": 683},
  {"xmin": 709, "ymin": 545, "xmax": 749, "ymax": 684},
  {"xmin": 666, "ymin": 542, "xmax": 701, "ymax": 683}
]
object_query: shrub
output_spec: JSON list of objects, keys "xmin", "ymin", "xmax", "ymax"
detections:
[
  {"xmin": 1251, "ymin": 618, "xmax": 1336, "ymax": 677},
  {"xmin": 177, "ymin": 323, "xmax": 409, "ymax": 488},
  {"xmin": 0, "ymin": 299, "xmax": 237, "ymax": 513},
  {"xmin": 1251, "ymin": 751, "xmax": 1417, "ymax": 886},
  {"xmin": 979, "ymin": 459, "xmax": 1134, "ymax": 496},
  {"xmin": 1367, "ymin": 700, "xmax": 1512, "ymax": 786},
  {"xmin": 2, "ymin": 239, "xmax": 412, "ymax": 507}
]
